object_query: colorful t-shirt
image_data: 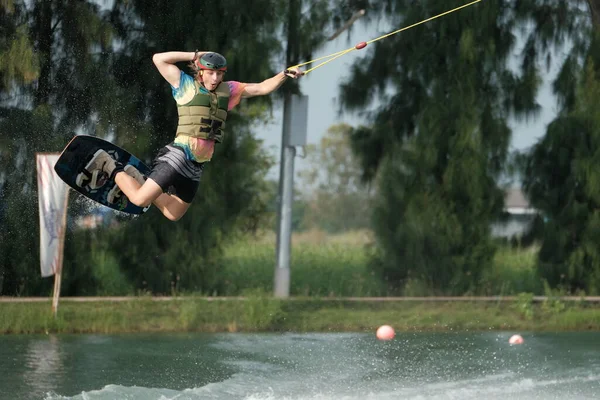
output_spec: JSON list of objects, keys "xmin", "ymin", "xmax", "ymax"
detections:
[{"xmin": 171, "ymin": 71, "xmax": 246, "ymax": 162}]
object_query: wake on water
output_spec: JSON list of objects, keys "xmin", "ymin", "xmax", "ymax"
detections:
[
  {"xmin": 27, "ymin": 332, "xmax": 600, "ymax": 400},
  {"xmin": 43, "ymin": 372, "xmax": 600, "ymax": 400}
]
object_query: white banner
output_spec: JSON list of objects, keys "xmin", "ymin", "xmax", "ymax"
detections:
[{"xmin": 36, "ymin": 153, "xmax": 69, "ymax": 277}]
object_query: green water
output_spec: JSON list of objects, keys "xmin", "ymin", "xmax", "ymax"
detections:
[{"xmin": 0, "ymin": 332, "xmax": 598, "ymax": 399}]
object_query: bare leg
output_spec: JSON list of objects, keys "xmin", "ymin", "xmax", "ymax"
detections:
[
  {"xmin": 153, "ymin": 192, "xmax": 191, "ymax": 221},
  {"xmin": 114, "ymin": 172, "xmax": 191, "ymax": 221}
]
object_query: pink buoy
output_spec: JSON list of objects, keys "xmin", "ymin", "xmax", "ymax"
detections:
[
  {"xmin": 376, "ymin": 325, "xmax": 395, "ymax": 341},
  {"xmin": 509, "ymin": 334, "xmax": 524, "ymax": 345},
  {"xmin": 355, "ymin": 41, "xmax": 367, "ymax": 50}
]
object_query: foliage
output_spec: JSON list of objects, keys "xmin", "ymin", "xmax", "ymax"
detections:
[
  {"xmin": 299, "ymin": 123, "xmax": 374, "ymax": 232},
  {"xmin": 0, "ymin": 1, "xmax": 110, "ymax": 296},
  {"xmin": 3, "ymin": 297, "xmax": 600, "ymax": 334},
  {"xmin": 514, "ymin": 292, "xmax": 535, "ymax": 320},
  {"xmin": 3, "ymin": 0, "xmax": 600, "ymax": 298},
  {"xmin": 338, "ymin": 0, "xmax": 545, "ymax": 294},
  {"xmin": 521, "ymin": 0, "xmax": 600, "ymax": 294},
  {"xmin": 218, "ymin": 230, "xmax": 383, "ymax": 296},
  {"xmin": 0, "ymin": 0, "xmax": 361, "ymax": 295}
]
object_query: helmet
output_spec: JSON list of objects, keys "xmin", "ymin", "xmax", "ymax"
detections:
[{"xmin": 196, "ymin": 52, "xmax": 227, "ymax": 72}]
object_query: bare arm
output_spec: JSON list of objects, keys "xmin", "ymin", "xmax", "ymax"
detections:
[
  {"xmin": 241, "ymin": 67, "xmax": 303, "ymax": 98},
  {"xmin": 152, "ymin": 51, "xmax": 208, "ymax": 88}
]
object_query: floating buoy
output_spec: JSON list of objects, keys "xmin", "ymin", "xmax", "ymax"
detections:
[
  {"xmin": 376, "ymin": 325, "xmax": 395, "ymax": 341},
  {"xmin": 355, "ymin": 41, "xmax": 367, "ymax": 50},
  {"xmin": 509, "ymin": 334, "xmax": 524, "ymax": 345}
]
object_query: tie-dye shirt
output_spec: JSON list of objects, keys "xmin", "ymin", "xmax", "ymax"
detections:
[{"xmin": 171, "ymin": 71, "xmax": 246, "ymax": 162}]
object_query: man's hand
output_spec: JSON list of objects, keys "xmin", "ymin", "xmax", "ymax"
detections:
[
  {"xmin": 153, "ymin": 51, "xmax": 204, "ymax": 88},
  {"xmin": 284, "ymin": 66, "xmax": 304, "ymax": 79}
]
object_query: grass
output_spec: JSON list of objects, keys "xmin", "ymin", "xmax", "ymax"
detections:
[
  {"xmin": 219, "ymin": 229, "xmax": 386, "ymax": 297},
  {"xmin": 479, "ymin": 244, "xmax": 542, "ymax": 295},
  {"xmin": 219, "ymin": 230, "xmax": 543, "ymax": 297},
  {"xmin": 3, "ymin": 231, "xmax": 578, "ymax": 335},
  {"xmin": 2, "ymin": 296, "xmax": 600, "ymax": 334}
]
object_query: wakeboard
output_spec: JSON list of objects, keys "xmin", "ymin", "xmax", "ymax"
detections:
[{"xmin": 54, "ymin": 135, "xmax": 151, "ymax": 215}]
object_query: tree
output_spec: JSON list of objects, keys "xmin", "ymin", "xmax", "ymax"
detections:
[
  {"xmin": 89, "ymin": 0, "xmax": 352, "ymax": 295},
  {"xmin": 338, "ymin": 0, "xmax": 553, "ymax": 294},
  {"xmin": 522, "ymin": 0, "xmax": 600, "ymax": 294},
  {"xmin": 0, "ymin": 2, "xmax": 39, "ymax": 295},
  {"xmin": 0, "ymin": 0, "xmax": 113, "ymax": 295},
  {"xmin": 299, "ymin": 123, "xmax": 373, "ymax": 232},
  {"xmin": 0, "ymin": 0, "xmax": 364, "ymax": 295}
]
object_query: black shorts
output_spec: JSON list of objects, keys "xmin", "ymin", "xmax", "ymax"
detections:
[{"xmin": 147, "ymin": 145, "xmax": 205, "ymax": 203}]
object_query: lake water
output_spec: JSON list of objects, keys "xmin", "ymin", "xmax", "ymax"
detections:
[{"xmin": 0, "ymin": 331, "xmax": 598, "ymax": 399}]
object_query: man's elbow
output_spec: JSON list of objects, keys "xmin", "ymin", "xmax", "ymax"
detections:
[{"xmin": 152, "ymin": 53, "xmax": 163, "ymax": 66}]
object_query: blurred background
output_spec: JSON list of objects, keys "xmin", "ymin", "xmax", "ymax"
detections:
[{"xmin": 0, "ymin": 0, "xmax": 598, "ymax": 300}]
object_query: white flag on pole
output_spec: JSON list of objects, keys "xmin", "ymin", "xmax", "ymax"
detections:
[{"xmin": 36, "ymin": 153, "xmax": 69, "ymax": 277}]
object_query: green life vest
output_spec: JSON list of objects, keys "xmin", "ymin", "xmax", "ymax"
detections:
[{"xmin": 176, "ymin": 81, "xmax": 230, "ymax": 143}]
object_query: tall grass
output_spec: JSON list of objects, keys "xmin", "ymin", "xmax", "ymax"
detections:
[
  {"xmin": 479, "ymin": 245, "xmax": 541, "ymax": 295},
  {"xmin": 219, "ymin": 229, "xmax": 386, "ymax": 296},
  {"xmin": 219, "ymin": 230, "xmax": 543, "ymax": 296},
  {"xmin": 78, "ymin": 228, "xmax": 543, "ymax": 296}
]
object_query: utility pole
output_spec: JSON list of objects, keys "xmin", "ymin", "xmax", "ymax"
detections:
[
  {"xmin": 274, "ymin": 95, "xmax": 295, "ymax": 298},
  {"xmin": 273, "ymin": 2, "xmax": 366, "ymax": 298},
  {"xmin": 274, "ymin": 0, "xmax": 300, "ymax": 298}
]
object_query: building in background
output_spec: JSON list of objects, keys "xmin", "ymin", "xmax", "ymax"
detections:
[{"xmin": 491, "ymin": 188, "xmax": 537, "ymax": 239}]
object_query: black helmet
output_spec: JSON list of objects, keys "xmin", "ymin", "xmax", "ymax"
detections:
[{"xmin": 195, "ymin": 52, "xmax": 227, "ymax": 71}]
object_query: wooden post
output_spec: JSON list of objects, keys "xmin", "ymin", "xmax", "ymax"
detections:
[{"xmin": 51, "ymin": 187, "xmax": 69, "ymax": 317}]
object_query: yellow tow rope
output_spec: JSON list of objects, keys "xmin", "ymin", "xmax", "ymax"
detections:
[{"xmin": 285, "ymin": 0, "xmax": 483, "ymax": 75}]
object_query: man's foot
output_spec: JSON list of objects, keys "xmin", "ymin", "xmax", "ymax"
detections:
[
  {"xmin": 106, "ymin": 164, "xmax": 146, "ymax": 204},
  {"xmin": 76, "ymin": 149, "xmax": 118, "ymax": 189},
  {"xmin": 107, "ymin": 185, "xmax": 122, "ymax": 205},
  {"xmin": 124, "ymin": 164, "xmax": 146, "ymax": 186}
]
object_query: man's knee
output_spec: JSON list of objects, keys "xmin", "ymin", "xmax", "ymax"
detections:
[
  {"xmin": 165, "ymin": 211, "xmax": 183, "ymax": 222},
  {"xmin": 162, "ymin": 200, "xmax": 190, "ymax": 221},
  {"xmin": 128, "ymin": 192, "xmax": 153, "ymax": 208}
]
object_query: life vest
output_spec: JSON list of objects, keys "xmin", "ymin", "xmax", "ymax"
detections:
[{"xmin": 176, "ymin": 81, "xmax": 230, "ymax": 143}]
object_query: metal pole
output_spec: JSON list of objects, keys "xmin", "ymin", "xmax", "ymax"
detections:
[
  {"xmin": 274, "ymin": 0, "xmax": 299, "ymax": 298},
  {"xmin": 274, "ymin": 93, "xmax": 295, "ymax": 298}
]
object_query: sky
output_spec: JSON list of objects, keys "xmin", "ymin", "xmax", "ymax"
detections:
[{"xmin": 253, "ymin": 18, "xmax": 563, "ymax": 179}]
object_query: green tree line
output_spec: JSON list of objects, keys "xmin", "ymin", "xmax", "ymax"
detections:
[
  {"xmin": 339, "ymin": 0, "xmax": 598, "ymax": 294},
  {"xmin": 0, "ymin": 0, "xmax": 354, "ymax": 296},
  {"xmin": 1, "ymin": 0, "xmax": 599, "ymax": 297}
]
